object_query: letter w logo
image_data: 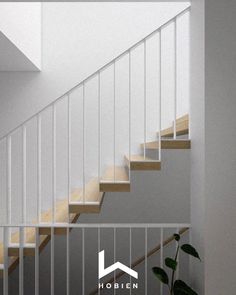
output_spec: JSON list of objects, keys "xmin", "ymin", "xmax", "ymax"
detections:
[{"xmin": 98, "ymin": 250, "xmax": 138, "ymax": 279}]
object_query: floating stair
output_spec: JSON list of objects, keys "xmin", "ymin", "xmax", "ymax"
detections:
[
  {"xmin": 99, "ymin": 166, "xmax": 130, "ymax": 192},
  {"xmin": 159, "ymin": 114, "xmax": 189, "ymax": 137},
  {"xmin": 69, "ymin": 179, "xmax": 104, "ymax": 214},
  {"xmin": 124, "ymin": 155, "xmax": 161, "ymax": 171},
  {"xmin": 0, "ymin": 114, "xmax": 191, "ymax": 277},
  {"xmin": 141, "ymin": 139, "xmax": 191, "ymax": 150}
]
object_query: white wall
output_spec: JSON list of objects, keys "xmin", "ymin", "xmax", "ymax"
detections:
[
  {"xmin": 0, "ymin": 2, "xmax": 41, "ymax": 70},
  {"xmin": 191, "ymin": 0, "xmax": 236, "ymax": 294},
  {"xmin": 205, "ymin": 0, "xmax": 236, "ymax": 293},
  {"xmin": 0, "ymin": 2, "xmax": 189, "ymax": 138},
  {"xmin": 189, "ymin": 0, "xmax": 205, "ymax": 293}
]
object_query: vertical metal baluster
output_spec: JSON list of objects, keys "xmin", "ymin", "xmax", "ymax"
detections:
[
  {"xmin": 82, "ymin": 83, "xmax": 85, "ymax": 204},
  {"xmin": 159, "ymin": 31, "xmax": 162, "ymax": 162},
  {"xmin": 35, "ymin": 227, "xmax": 40, "ymax": 295},
  {"xmin": 129, "ymin": 227, "xmax": 132, "ymax": 295},
  {"xmin": 68, "ymin": 94, "xmax": 71, "ymax": 223},
  {"xmin": 160, "ymin": 228, "xmax": 163, "ymax": 295},
  {"xmin": 174, "ymin": 19, "xmax": 177, "ymax": 140},
  {"xmin": 98, "ymin": 72, "xmax": 101, "ymax": 181},
  {"xmin": 144, "ymin": 40, "xmax": 147, "ymax": 160},
  {"xmin": 7, "ymin": 136, "xmax": 11, "ymax": 240},
  {"xmin": 82, "ymin": 228, "xmax": 85, "ymax": 295},
  {"xmin": 22, "ymin": 125, "xmax": 26, "ymax": 241},
  {"xmin": 3, "ymin": 227, "xmax": 9, "ymax": 295},
  {"xmin": 128, "ymin": 51, "xmax": 131, "ymax": 181},
  {"xmin": 145, "ymin": 227, "xmax": 147, "ymax": 295},
  {"xmin": 187, "ymin": 11, "xmax": 191, "ymax": 140},
  {"xmin": 51, "ymin": 227, "xmax": 54, "ymax": 295},
  {"xmin": 98, "ymin": 228, "xmax": 101, "ymax": 295},
  {"xmin": 37, "ymin": 115, "xmax": 42, "ymax": 223},
  {"xmin": 66, "ymin": 227, "xmax": 70, "ymax": 295},
  {"xmin": 114, "ymin": 227, "xmax": 116, "ymax": 294},
  {"xmin": 52, "ymin": 104, "xmax": 56, "ymax": 223},
  {"xmin": 113, "ymin": 61, "xmax": 116, "ymax": 182},
  {"xmin": 19, "ymin": 227, "xmax": 24, "ymax": 295}
]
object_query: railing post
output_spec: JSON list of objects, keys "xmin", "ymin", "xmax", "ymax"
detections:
[
  {"xmin": 19, "ymin": 227, "xmax": 24, "ymax": 295},
  {"xmin": 35, "ymin": 227, "xmax": 40, "ymax": 295},
  {"xmin": 7, "ymin": 136, "xmax": 11, "ymax": 228},
  {"xmin": 159, "ymin": 30, "xmax": 162, "ymax": 162},
  {"xmin": 98, "ymin": 72, "xmax": 101, "ymax": 182},
  {"xmin": 144, "ymin": 39, "xmax": 147, "ymax": 160},
  {"xmin": 145, "ymin": 227, "xmax": 148, "ymax": 295},
  {"xmin": 82, "ymin": 227, "xmax": 85, "ymax": 295},
  {"xmin": 128, "ymin": 50, "xmax": 131, "ymax": 181},
  {"xmin": 82, "ymin": 83, "xmax": 85, "ymax": 204},
  {"xmin": 68, "ymin": 94, "xmax": 71, "ymax": 223},
  {"xmin": 113, "ymin": 61, "xmax": 116, "ymax": 182},
  {"xmin": 3, "ymin": 227, "xmax": 9, "ymax": 295},
  {"xmin": 37, "ymin": 115, "xmax": 42, "ymax": 223},
  {"xmin": 113, "ymin": 227, "xmax": 116, "ymax": 295},
  {"xmin": 98, "ymin": 227, "xmax": 101, "ymax": 295},
  {"xmin": 66, "ymin": 227, "xmax": 70, "ymax": 295},
  {"xmin": 129, "ymin": 227, "xmax": 132, "ymax": 295},
  {"xmin": 51, "ymin": 227, "xmax": 55, "ymax": 295},
  {"xmin": 22, "ymin": 125, "xmax": 27, "ymax": 238},
  {"xmin": 52, "ymin": 104, "xmax": 56, "ymax": 223},
  {"xmin": 174, "ymin": 18, "xmax": 177, "ymax": 140}
]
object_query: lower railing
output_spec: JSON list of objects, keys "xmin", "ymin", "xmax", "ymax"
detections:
[{"xmin": 0, "ymin": 223, "xmax": 190, "ymax": 295}]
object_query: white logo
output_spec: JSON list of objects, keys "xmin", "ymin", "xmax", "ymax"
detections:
[{"xmin": 98, "ymin": 250, "xmax": 138, "ymax": 279}]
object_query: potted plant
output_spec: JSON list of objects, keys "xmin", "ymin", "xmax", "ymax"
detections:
[{"xmin": 152, "ymin": 233, "xmax": 200, "ymax": 295}]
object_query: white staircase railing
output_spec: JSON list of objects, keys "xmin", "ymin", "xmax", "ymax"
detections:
[
  {"xmin": 0, "ymin": 6, "xmax": 190, "ymax": 226},
  {"xmin": 0, "ymin": 223, "xmax": 191, "ymax": 295}
]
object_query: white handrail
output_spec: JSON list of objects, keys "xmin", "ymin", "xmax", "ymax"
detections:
[
  {"xmin": 0, "ymin": 223, "xmax": 191, "ymax": 228},
  {"xmin": 0, "ymin": 6, "xmax": 191, "ymax": 227},
  {"xmin": 0, "ymin": 5, "xmax": 190, "ymax": 142}
]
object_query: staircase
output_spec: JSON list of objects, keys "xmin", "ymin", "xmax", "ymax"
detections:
[{"xmin": 0, "ymin": 5, "xmax": 191, "ymax": 289}]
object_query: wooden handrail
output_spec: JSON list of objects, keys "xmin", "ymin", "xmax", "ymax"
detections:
[{"xmin": 89, "ymin": 227, "xmax": 189, "ymax": 295}]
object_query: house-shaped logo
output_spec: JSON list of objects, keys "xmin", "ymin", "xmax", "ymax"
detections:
[{"xmin": 98, "ymin": 250, "xmax": 138, "ymax": 279}]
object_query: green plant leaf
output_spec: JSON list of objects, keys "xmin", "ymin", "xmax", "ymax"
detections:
[
  {"xmin": 181, "ymin": 244, "xmax": 201, "ymax": 260},
  {"xmin": 165, "ymin": 257, "xmax": 177, "ymax": 271},
  {"xmin": 152, "ymin": 267, "xmax": 169, "ymax": 285},
  {"xmin": 173, "ymin": 280, "xmax": 198, "ymax": 295},
  {"xmin": 174, "ymin": 233, "xmax": 180, "ymax": 242}
]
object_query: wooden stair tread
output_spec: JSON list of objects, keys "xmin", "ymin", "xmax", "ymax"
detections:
[
  {"xmin": 159, "ymin": 114, "xmax": 189, "ymax": 137},
  {"xmin": 124, "ymin": 155, "xmax": 161, "ymax": 171},
  {"xmin": 100, "ymin": 166, "xmax": 130, "ymax": 192},
  {"xmin": 69, "ymin": 179, "xmax": 104, "ymax": 213},
  {"xmin": 141, "ymin": 139, "xmax": 191, "ymax": 150},
  {"xmin": 0, "ymin": 202, "xmax": 79, "ymax": 275},
  {"xmin": 101, "ymin": 166, "xmax": 129, "ymax": 182}
]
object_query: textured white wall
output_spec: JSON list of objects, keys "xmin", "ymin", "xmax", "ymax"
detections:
[
  {"xmin": 189, "ymin": 0, "xmax": 205, "ymax": 293},
  {"xmin": 205, "ymin": 0, "xmax": 236, "ymax": 293},
  {"xmin": 0, "ymin": 2, "xmax": 41, "ymax": 70}
]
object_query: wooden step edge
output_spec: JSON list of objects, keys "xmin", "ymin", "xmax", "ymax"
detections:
[
  {"xmin": 69, "ymin": 193, "xmax": 105, "ymax": 214},
  {"xmin": 8, "ymin": 244, "xmax": 36, "ymax": 257},
  {"xmin": 99, "ymin": 182, "xmax": 130, "ymax": 192},
  {"xmin": 124, "ymin": 155, "xmax": 161, "ymax": 171},
  {"xmin": 158, "ymin": 114, "xmax": 189, "ymax": 138},
  {"xmin": 161, "ymin": 127, "xmax": 189, "ymax": 138},
  {"xmin": 39, "ymin": 214, "xmax": 80, "ymax": 235},
  {"xmin": 0, "ymin": 257, "xmax": 19, "ymax": 278},
  {"xmin": 141, "ymin": 139, "xmax": 191, "ymax": 150},
  {"xmin": 0, "ymin": 215, "xmax": 81, "ymax": 275}
]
